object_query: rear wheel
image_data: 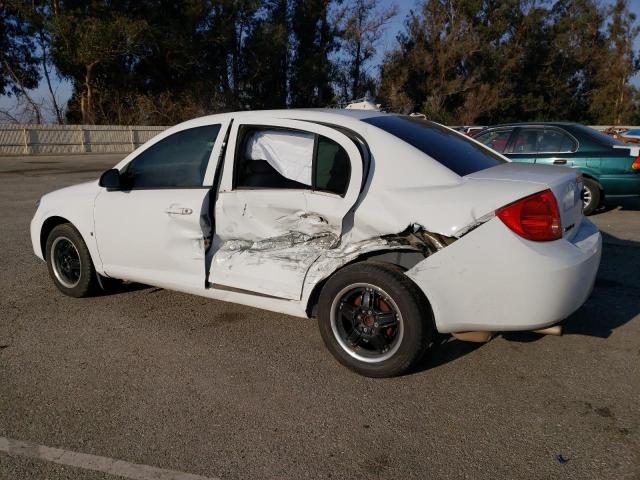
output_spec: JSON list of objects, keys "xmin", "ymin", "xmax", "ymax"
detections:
[
  {"xmin": 582, "ymin": 178, "xmax": 601, "ymax": 215},
  {"xmin": 46, "ymin": 223, "xmax": 99, "ymax": 298},
  {"xmin": 317, "ymin": 262, "xmax": 433, "ymax": 377}
]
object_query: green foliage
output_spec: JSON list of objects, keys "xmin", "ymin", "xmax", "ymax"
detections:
[
  {"xmin": 4, "ymin": 0, "xmax": 639, "ymax": 124},
  {"xmin": 289, "ymin": 0, "xmax": 338, "ymax": 107},
  {"xmin": 379, "ymin": 0, "xmax": 640, "ymax": 125},
  {"xmin": 0, "ymin": 2, "xmax": 40, "ymax": 96}
]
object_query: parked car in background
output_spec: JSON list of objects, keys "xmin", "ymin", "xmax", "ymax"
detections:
[
  {"xmin": 456, "ymin": 125, "xmax": 486, "ymax": 137},
  {"xmin": 474, "ymin": 123, "xmax": 640, "ymax": 214},
  {"xmin": 31, "ymin": 110, "xmax": 601, "ymax": 377},
  {"xmin": 619, "ymin": 129, "xmax": 640, "ymax": 144}
]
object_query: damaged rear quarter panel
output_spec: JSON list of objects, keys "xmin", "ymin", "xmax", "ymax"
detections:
[{"xmin": 405, "ymin": 216, "xmax": 601, "ymax": 333}]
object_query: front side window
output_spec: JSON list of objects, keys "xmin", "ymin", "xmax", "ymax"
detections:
[
  {"xmin": 122, "ymin": 125, "xmax": 221, "ymax": 188},
  {"xmin": 235, "ymin": 127, "xmax": 351, "ymax": 195},
  {"xmin": 362, "ymin": 115, "xmax": 506, "ymax": 176},
  {"xmin": 474, "ymin": 129, "xmax": 513, "ymax": 153}
]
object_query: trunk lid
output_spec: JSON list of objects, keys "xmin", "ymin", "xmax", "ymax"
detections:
[{"xmin": 465, "ymin": 163, "xmax": 583, "ymax": 240}]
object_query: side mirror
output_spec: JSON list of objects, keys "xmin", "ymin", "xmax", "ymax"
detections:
[{"xmin": 99, "ymin": 169, "xmax": 122, "ymax": 190}]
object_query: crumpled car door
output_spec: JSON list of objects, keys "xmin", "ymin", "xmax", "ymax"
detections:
[{"xmin": 208, "ymin": 118, "xmax": 364, "ymax": 300}]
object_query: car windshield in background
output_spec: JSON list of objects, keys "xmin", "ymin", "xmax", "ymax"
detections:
[{"xmin": 362, "ymin": 115, "xmax": 506, "ymax": 176}]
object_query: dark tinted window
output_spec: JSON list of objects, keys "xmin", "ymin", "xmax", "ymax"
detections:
[
  {"xmin": 362, "ymin": 115, "xmax": 506, "ymax": 176},
  {"xmin": 123, "ymin": 125, "xmax": 220, "ymax": 188},
  {"xmin": 474, "ymin": 128, "xmax": 513, "ymax": 153},
  {"xmin": 570, "ymin": 124, "xmax": 626, "ymax": 147},
  {"xmin": 315, "ymin": 136, "xmax": 350, "ymax": 195},
  {"xmin": 537, "ymin": 129, "xmax": 576, "ymax": 152},
  {"xmin": 511, "ymin": 128, "xmax": 543, "ymax": 154}
]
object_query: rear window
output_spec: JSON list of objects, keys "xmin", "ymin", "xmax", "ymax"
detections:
[
  {"xmin": 570, "ymin": 124, "xmax": 625, "ymax": 147},
  {"xmin": 362, "ymin": 115, "xmax": 506, "ymax": 176}
]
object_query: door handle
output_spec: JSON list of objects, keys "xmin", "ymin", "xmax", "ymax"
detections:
[
  {"xmin": 552, "ymin": 158, "xmax": 568, "ymax": 165},
  {"xmin": 165, "ymin": 207, "xmax": 193, "ymax": 215}
]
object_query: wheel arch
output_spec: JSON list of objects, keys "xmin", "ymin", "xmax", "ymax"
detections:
[
  {"xmin": 40, "ymin": 216, "xmax": 101, "ymax": 273},
  {"xmin": 577, "ymin": 169, "xmax": 604, "ymax": 192},
  {"xmin": 304, "ymin": 248, "xmax": 428, "ymax": 318},
  {"xmin": 40, "ymin": 216, "xmax": 73, "ymax": 260}
]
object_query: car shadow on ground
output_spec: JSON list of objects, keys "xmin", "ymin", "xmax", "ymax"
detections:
[
  {"xmin": 596, "ymin": 196, "xmax": 640, "ymax": 214},
  {"xmin": 561, "ymin": 230, "xmax": 640, "ymax": 338},
  {"xmin": 410, "ymin": 230, "xmax": 640, "ymax": 374},
  {"xmin": 96, "ymin": 280, "xmax": 159, "ymax": 296}
]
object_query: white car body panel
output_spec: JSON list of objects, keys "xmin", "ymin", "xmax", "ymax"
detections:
[
  {"xmin": 93, "ymin": 188, "xmax": 210, "ymax": 290},
  {"xmin": 31, "ymin": 109, "xmax": 602, "ymax": 334},
  {"xmin": 30, "ymin": 180, "xmax": 101, "ymax": 263},
  {"xmin": 210, "ymin": 117, "xmax": 363, "ymax": 300},
  {"xmin": 90, "ymin": 117, "xmax": 231, "ymax": 290},
  {"xmin": 406, "ymin": 217, "xmax": 601, "ymax": 333}
]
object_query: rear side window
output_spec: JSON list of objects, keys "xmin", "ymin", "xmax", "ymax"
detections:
[
  {"xmin": 315, "ymin": 136, "xmax": 350, "ymax": 195},
  {"xmin": 362, "ymin": 115, "xmax": 506, "ymax": 176},
  {"xmin": 511, "ymin": 128, "xmax": 576, "ymax": 154},
  {"xmin": 511, "ymin": 128, "xmax": 543, "ymax": 154},
  {"xmin": 537, "ymin": 129, "xmax": 576, "ymax": 152},
  {"xmin": 122, "ymin": 125, "xmax": 220, "ymax": 188},
  {"xmin": 235, "ymin": 127, "xmax": 351, "ymax": 195}
]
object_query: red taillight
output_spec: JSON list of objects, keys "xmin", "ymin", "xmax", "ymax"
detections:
[
  {"xmin": 497, "ymin": 189, "xmax": 562, "ymax": 241},
  {"xmin": 632, "ymin": 156, "xmax": 640, "ymax": 170}
]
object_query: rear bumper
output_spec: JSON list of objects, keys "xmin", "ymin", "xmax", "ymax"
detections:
[{"xmin": 406, "ymin": 217, "xmax": 602, "ymax": 333}]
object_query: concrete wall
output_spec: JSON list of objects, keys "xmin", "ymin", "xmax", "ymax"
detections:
[
  {"xmin": 1, "ymin": 123, "xmax": 637, "ymax": 156},
  {"xmin": 0, "ymin": 125, "xmax": 167, "ymax": 155}
]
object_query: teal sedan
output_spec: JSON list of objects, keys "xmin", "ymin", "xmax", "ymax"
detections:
[{"xmin": 474, "ymin": 123, "xmax": 640, "ymax": 214}]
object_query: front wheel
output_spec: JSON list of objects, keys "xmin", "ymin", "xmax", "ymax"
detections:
[
  {"xmin": 582, "ymin": 178, "xmax": 601, "ymax": 215},
  {"xmin": 46, "ymin": 223, "xmax": 100, "ymax": 298},
  {"xmin": 317, "ymin": 262, "xmax": 434, "ymax": 377}
]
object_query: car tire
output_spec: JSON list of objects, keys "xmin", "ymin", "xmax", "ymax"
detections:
[
  {"xmin": 317, "ymin": 261, "xmax": 434, "ymax": 378},
  {"xmin": 582, "ymin": 178, "xmax": 601, "ymax": 216},
  {"xmin": 45, "ymin": 223, "xmax": 99, "ymax": 298}
]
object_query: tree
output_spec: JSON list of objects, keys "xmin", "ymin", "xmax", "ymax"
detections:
[
  {"xmin": 589, "ymin": 0, "xmax": 640, "ymax": 125},
  {"xmin": 0, "ymin": 1, "xmax": 41, "ymax": 122},
  {"xmin": 378, "ymin": 0, "xmax": 640, "ymax": 124},
  {"xmin": 334, "ymin": 0, "xmax": 397, "ymax": 102},
  {"xmin": 290, "ymin": 0, "xmax": 337, "ymax": 107},
  {"xmin": 240, "ymin": 0, "xmax": 289, "ymax": 108},
  {"xmin": 49, "ymin": 2, "xmax": 147, "ymax": 124},
  {"xmin": 379, "ymin": 0, "xmax": 495, "ymax": 122}
]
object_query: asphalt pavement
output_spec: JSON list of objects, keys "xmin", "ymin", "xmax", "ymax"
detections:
[{"xmin": 0, "ymin": 154, "xmax": 638, "ymax": 479}]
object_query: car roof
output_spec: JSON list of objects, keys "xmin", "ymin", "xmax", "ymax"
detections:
[
  {"xmin": 484, "ymin": 122, "xmax": 581, "ymax": 129},
  {"xmin": 171, "ymin": 108, "xmax": 394, "ymax": 136}
]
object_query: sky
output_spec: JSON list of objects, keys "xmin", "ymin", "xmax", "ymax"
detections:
[{"xmin": 1, "ymin": 0, "xmax": 639, "ymax": 122}]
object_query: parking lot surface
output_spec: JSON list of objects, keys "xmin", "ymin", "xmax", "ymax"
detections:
[{"xmin": 1, "ymin": 154, "xmax": 639, "ymax": 479}]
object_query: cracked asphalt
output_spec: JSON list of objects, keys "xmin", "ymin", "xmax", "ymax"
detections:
[{"xmin": 1, "ymin": 154, "xmax": 638, "ymax": 479}]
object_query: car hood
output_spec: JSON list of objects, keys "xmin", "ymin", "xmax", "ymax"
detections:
[{"xmin": 40, "ymin": 180, "xmax": 99, "ymax": 207}]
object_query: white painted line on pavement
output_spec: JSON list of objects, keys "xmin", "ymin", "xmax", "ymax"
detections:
[{"xmin": 0, "ymin": 437, "xmax": 219, "ymax": 480}]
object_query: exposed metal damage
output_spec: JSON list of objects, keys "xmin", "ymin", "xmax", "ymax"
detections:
[{"xmin": 208, "ymin": 217, "xmax": 460, "ymax": 304}]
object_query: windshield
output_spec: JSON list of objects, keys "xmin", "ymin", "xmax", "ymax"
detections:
[{"xmin": 362, "ymin": 115, "xmax": 507, "ymax": 176}]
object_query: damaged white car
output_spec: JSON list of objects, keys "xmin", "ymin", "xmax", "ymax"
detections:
[{"xmin": 31, "ymin": 110, "xmax": 602, "ymax": 377}]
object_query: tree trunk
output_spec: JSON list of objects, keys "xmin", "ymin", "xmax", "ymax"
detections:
[
  {"xmin": 38, "ymin": 30, "xmax": 63, "ymax": 123},
  {"xmin": 82, "ymin": 62, "xmax": 98, "ymax": 124},
  {"xmin": 352, "ymin": 40, "xmax": 361, "ymax": 99}
]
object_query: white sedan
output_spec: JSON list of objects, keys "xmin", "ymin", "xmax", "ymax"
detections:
[{"xmin": 31, "ymin": 110, "xmax": 602, "ymax": 377}]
